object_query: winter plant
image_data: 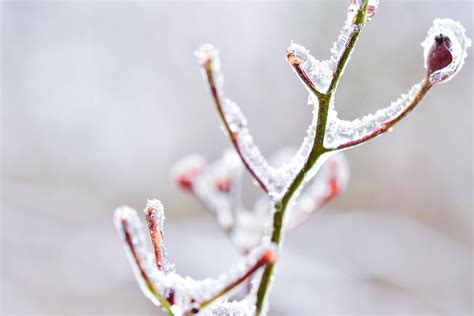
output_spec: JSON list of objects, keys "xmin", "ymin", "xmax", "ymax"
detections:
[{"xmin": 113, "ymin": 1, "xmax": 471, "ymax": 315}]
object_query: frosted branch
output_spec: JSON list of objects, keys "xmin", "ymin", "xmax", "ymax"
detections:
[
  {"xmin": 114, "ymin": 200, "xmax": 277, "ymax": 315},
  {"xmin": 196, "ymin": 45, "xmax": 320, "ymax": 201},
  {"xmin": 286, "ymin": 153, "xmax": 349, "ymax": 230},
  {"xmin": 324, "ymin": 80, "xmax": 431, "ymax": 150},
  {"xmin": 324, "ymin": 18, "xmax": 471, "ymax": 151},
  {"xmin": 114, "ymin": 1, "xmax": 470, "ymax": 315},
  {"xmin": 422, "ymin": 18, "xmax": 471, "ymax": 84}
]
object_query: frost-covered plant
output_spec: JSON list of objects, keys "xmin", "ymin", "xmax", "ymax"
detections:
[
  {"xmin": 170, "ymin": 150, "xmax": 349, "ymax": 253},
  {"xmin": 114, "ymin": 1, "xmax": 470, "ymax": 315}
]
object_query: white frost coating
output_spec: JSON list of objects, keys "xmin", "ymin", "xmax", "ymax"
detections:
[
  {"xmin": 195, "ymin": 45, "xmax": 321, "ymax": 201},
  {"xmin": 421, "ymin": 18, "xmax": 471, "ymax": 84},
  {"xmin": 327, "ymin": 0, "xmax": 379, "ymax": 76},
  {"xmin": 146, "ymin": 199, "xmax": 165, "ymax": 230},
  {"xmin": 114, "ymin": 203, "xmax": 277, "ymax": 313},
  {"xmin": 287, "ymin": 43, "xmax": 333, "ymax": 93},
  {"xmin": 192, "ymin": 149, "xmax": 243, "ymax": 231},
  {"xmin": 327, "ymin": 24, "xmax": 360, "ymax": 75},
  {"xmin": 348, "ymin": 0, "xmax": 379, "ymax": 21},
  {"xmin": 114, "ymin": 206, "xmax": 168, "ymax": 307},
  {"xmin": 324, "ymin": 81, "xmax": 424, "ymax": 148},
  {"xmin": 287, "ymin": 153, "xmax": 350, "ymax": 229},
  {"xmin": 144, "ymin": 199, "xmax": 171, "ymax": 270},
  {"xmin": 203, "ymin": 300, "xmax": 255, "ymax": 316}
]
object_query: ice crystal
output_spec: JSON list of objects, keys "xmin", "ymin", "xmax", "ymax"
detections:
[
  {"xmin": 287, "ymin": 43, "xmax": 333, "ymax": 93},
  {"xmin": 324, "ymin": 81, "xmax": 424, "ymax": 149},
  {"xmin": 422, "ymin": 18, "xmax": 471, "ymax": 84},
  {"xmin": 204, "ymin": 300, "xmax": 255, "ymax": 316}
]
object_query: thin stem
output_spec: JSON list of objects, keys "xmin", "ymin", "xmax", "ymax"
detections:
[
  {"xmin": 144, "ymin": 206, "xmax": 165, "ymax": 270},
  {"xmin": 328, "ymin": 0, "xmax": 368, "ymax": 93},
  {"xmin": 287, "ymin": 52, "xmax": 325, "ymax": 98},
  {"xmin": 119, "ymin": 218, "xmax": 174, "ymax": 316},
  {"xmin": 191, "ymin": 250, "xmax": 276, "ymax": 314},
  {"xmin": 256, "ymin": 93, "xmax": 330, "ymax": 315},
  {"xmin": 201, "ymin": 58, "xmax": 269, "ymax": 193},
  {"xmin": 333, "ymin": 78, "xmax": 433, "ymax": 150}
]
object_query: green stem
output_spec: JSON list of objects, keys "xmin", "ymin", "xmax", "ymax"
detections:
[
  {"xmin": 255, "ymin": 93, "xmax": 331, "ymax": 315},
  {"xmin": 255, "ymin": 3, "xmax": 370, "ymax": 314}
]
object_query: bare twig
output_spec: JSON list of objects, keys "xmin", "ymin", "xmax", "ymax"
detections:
[
  {"xmin": 332, "ymin": 78, "xmax": 432, "ymax": 150},
  {"xmin": 118, "ymin": 216, "xmax": 174, "ymax": 315},
  {"xmin": 191, "ymin": 250, "xmax": 277, "ymax": 314},
  {"xmin": 199, "ymin": 55, "xmax": 269, "ymax": 193}
]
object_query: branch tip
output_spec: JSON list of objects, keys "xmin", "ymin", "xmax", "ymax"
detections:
[{"xmin": 287, "ymin": 52, "xmax": 300, "ymax": 66}]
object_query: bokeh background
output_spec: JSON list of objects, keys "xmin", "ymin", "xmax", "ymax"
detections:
[{"xmin": 1, "ymin": 0, "xmax": 472, "ymax": 314}]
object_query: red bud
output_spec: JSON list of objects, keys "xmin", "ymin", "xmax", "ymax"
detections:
[{"xmin": 427, "ymin": 34, "xmax": 453, "ymax": 75}]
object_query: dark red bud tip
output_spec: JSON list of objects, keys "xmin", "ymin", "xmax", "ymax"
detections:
[
  {"xmin": 427, "ymin": 34, "xmax": 453, "ymax": 75},
  {"xmin": 261, "ymin": 250, "xmax": 277, "ymax": 264}
]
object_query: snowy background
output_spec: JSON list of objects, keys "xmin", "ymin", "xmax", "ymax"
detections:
[{"xmin": 1, "ymin": 0, "xmax": 472, "ymax": 315}]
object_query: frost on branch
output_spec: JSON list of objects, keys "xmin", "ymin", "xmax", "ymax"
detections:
[
  {"xmin": 323, "ymin": 18, "xmax": 471, "ymax": 150},
  {"xmin": 323, "ymin": 82, "xmax": 424, "ymax": 149},
  {"xmin": 286, "ymin": 153, "xmax": 350, "ymax": 229},
  {"xmin": 286, "ymin": 43, "xmax": 333, "ymax": 94},
  {"xmin": 115, "ymin": 1, "xmax": 470, "ymax": 315},
  {"xmin": 172, "ymin": 150, "xmax": 350, "ymax": 252},
  {"xmin": 286, "ymin": 0, "xmax": 380, "ymax": 96},
  {"xmin": 114, "ymin": 200, "xmax": 277, "ymax": 314},
  {"xmin": 195, "ymin": 45, "xmax": 320, "ymax": 201}
]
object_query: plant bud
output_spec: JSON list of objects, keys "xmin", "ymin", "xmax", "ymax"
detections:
[{"xmin": 427, "ymin": 34, "xmax": 453, "ymax": 75}]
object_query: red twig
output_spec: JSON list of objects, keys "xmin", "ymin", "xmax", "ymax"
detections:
[
  {"xmin": 335, "ymin": 78, "xmax": 432, "ymax": 150},
  {"xmin": 144, "ymin": 206, "xmax": 165, "ymax": 270},
  {"xmin": 119, "ymin": 216, "xmax": 173, "ymax": 313},
  {"xmin": 200, "ymin": 55, "xmax": 269, "ymax": 194},
  {"xmin": 190, "ymin": 250, "xmax": 277, "ymax": 313}
]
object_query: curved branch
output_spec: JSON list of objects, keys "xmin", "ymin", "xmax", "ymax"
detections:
[
  {"xmin": 326, "ymin": 78, "xmax": 432, "ymax": 151},
  {"xmin": 196, "ymin": 47, "xmax": 270, "ymax": 193}
]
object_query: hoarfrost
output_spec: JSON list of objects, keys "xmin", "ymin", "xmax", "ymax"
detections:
[
  {"xmin": 195, "ymin": 44, "xmax": 321, "ymax": 201},
  {"xmin": 203, "ymin": 300, "xmax": 255, "ymax": 316},
  {"xmin": 324, "ymin": 81, "xmax": 424, "ymax": 149},
  {"xmin": 114, "ymin": 202, "xmax": 277, "ymax": 314},
  {"xmin": 287, "ymin": 43, "xmax": 333, "ymax": 93}
]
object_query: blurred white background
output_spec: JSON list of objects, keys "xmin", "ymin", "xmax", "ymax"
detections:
[{"xmin": 1, "ymin": 0, "xmax": 472, "ymax": 315}]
